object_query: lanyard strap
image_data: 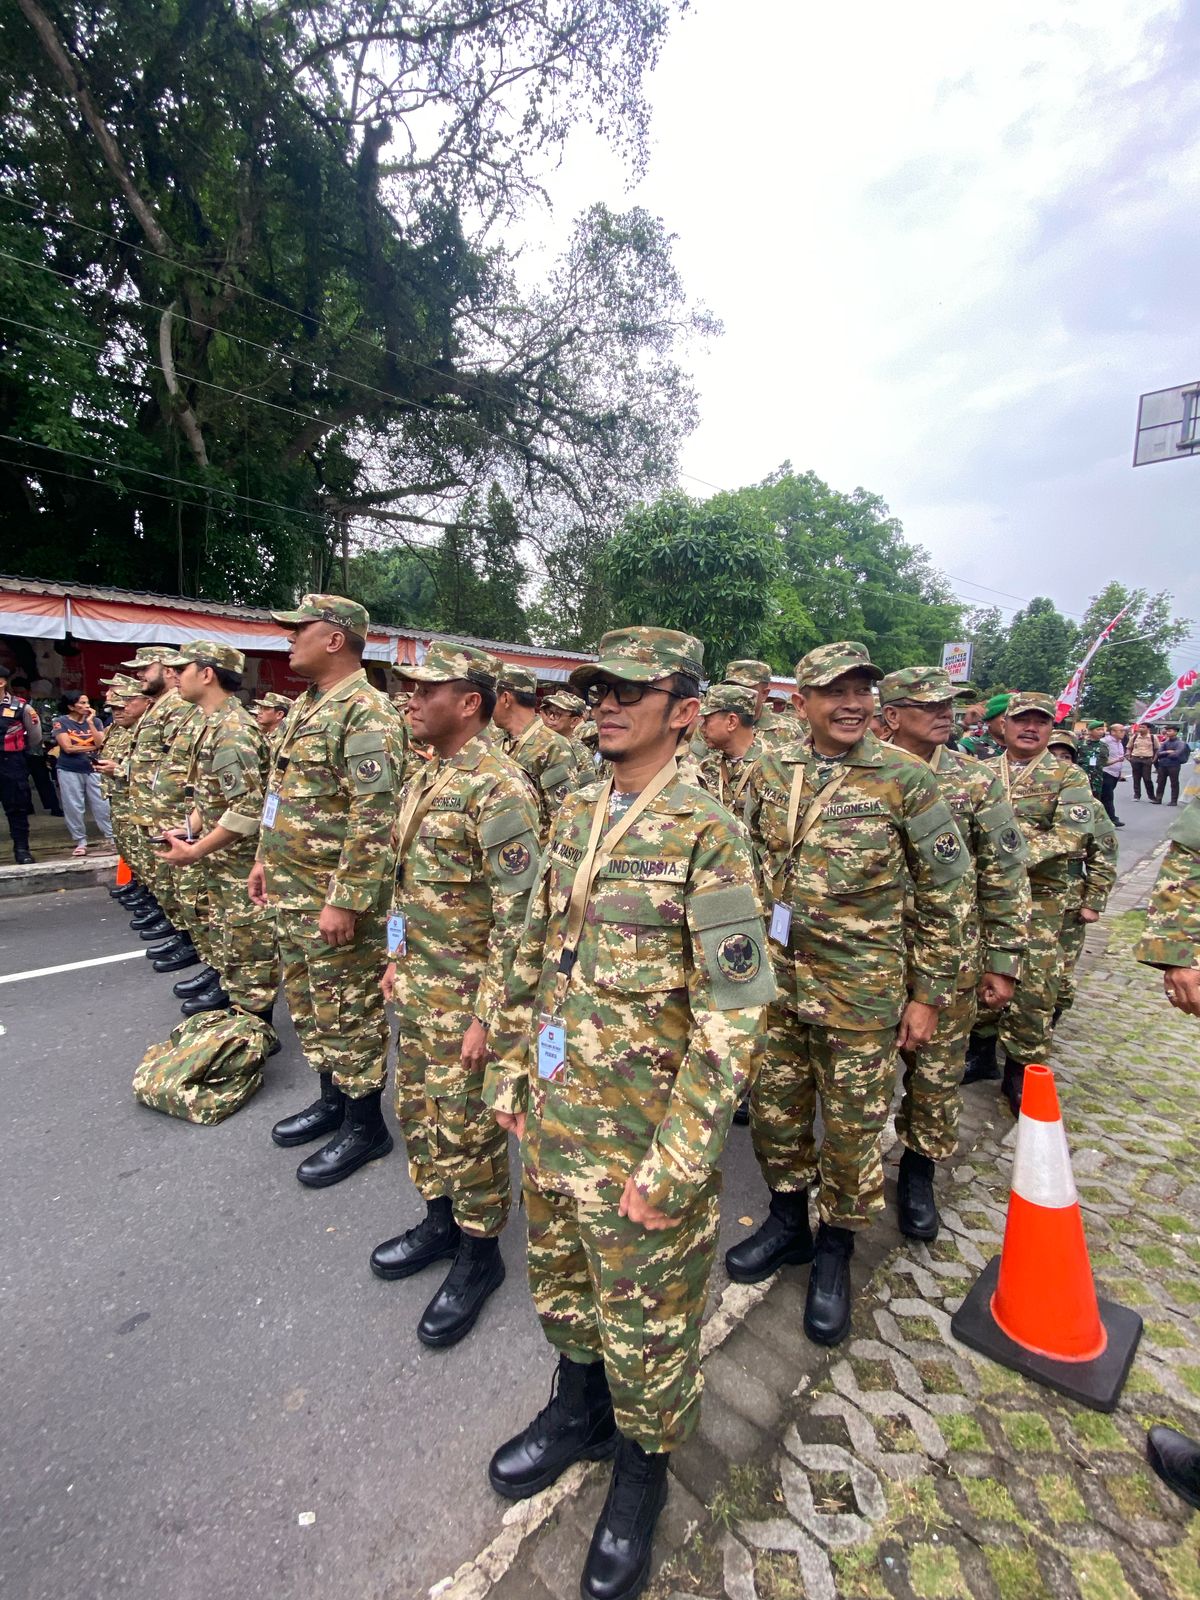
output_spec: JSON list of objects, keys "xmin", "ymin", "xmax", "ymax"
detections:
[
  {"xmin": 394, "ymin": 760, "xmax": 459, "ymax": 885},
  {"xmin": 1001, "ymin": 747, "xmax": 1047, "ymax": 801},
  {"xmin": 771, "ymin": 759, "xmax": 854, "ymax": 902},
  {"xmin": 723, "ymin": 757, "xmax": 755, "ymax": 812},
  {"xmin": 554, "ymin": 755, "xmax": 678, "ymax": 1004},
  {"xmin": 275, "ymin": 673, "xmax": 360, "ymax": 767}
]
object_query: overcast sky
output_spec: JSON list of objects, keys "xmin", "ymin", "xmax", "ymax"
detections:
[{"xmin": 522, "ymin": 0, "xmax": 1200, "ymax": 675}]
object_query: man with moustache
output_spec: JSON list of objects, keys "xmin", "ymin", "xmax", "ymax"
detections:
[{"xmin": 252, "ymin": 692, "xmax": 293, "ymax": 759}]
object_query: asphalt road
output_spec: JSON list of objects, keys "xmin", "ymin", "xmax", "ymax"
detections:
[{"xmin": 0, "ymin": 786, "xmax": 1177, "ymax": 1600}]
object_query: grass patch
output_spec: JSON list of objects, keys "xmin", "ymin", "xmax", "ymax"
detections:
[
  {"xmin": 1072, "ymin": 1550, "xmax": 1139, "ymax": 1600},
  {"xmin": 961, "ymin": 1476, "xmax": 1022, "ymax": 1523},
  {"xmin": 1147, "ymin": 1320, "xmax": 1191, "ymax": 1350},
  {"xmin": 1104, "ymin": 1469, "xmax": 1162, "ymax": 1519},
  {"xmin": 1167, "ymin": 1279, "xmax": 1200, "ymax": 1305},
  {"xmin": 1177, "ymin": 1367, "xmax": 1200, "ymax": 1398},
  {"xmin": 1138, "ymin": 1244, "xmax": 1177, "ymax": 1270},
  {"xmin": 1036, "ymin": 1473, "xmax": 1087, "ymax": 1523},
  {"xmin": 1000, "ymin": 1412, "xmax": 1056, "ymax": 1452},
  {"xmin": 1072, "ymin": 1412, "xmax": 1126, "ymax": 1451},
  {"xmin": 941, "ymin": 1414, "xmax": 987, "ymax": 1452},
  {"xmin": 907, "ymin": 1543, "xmax": 967, "ymax": 1598},
  {"xmin": 754, "ymin": 1552, "xmax": 805, "ymax": 1600},
  {"xmin": 708, "ymin": 1462, "xmax": 774, "ymax": 1529},
  {"xmin": 986, "ymin": 1546, "xmax": 1049, "ymax": 1600}
]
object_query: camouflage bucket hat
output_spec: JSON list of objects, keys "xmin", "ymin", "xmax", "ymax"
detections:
[
  {"xmin": 270, "ymin": 592, "xmax": 370, "ymax": 640},
  {"xmin": 795, "ymin": 641, "xmax": 883, "ymax": 688},
  {"xmin": 878, "ymin": 665, "xmax": 956, "ymax": 706},
  {"xmin": 498, "ymin": 664, "xmax": 539, "ymax": 696},
  {"xmin": 1006, "ymin": 691, "xmax": 1057, "ymax": 720},
  {"xmin": 543, "ymin": 690, "xmax": 586, "ymax": 714},
  {"xmin": 402, "ymin": 641, "xmax": 499, "ymax": 688},
  {"xmin": 160, "ymin": 639, "xmax": 247, "ymax": 675},
  {"xmin": 252, "ymin": 691, "xmax": 292, "ymax": 711},
  {"xmin": 701, "ymin": 683, "xmax": 758, "ymax": 717},
  {"xmin": 1049, "ymin": 728, "xmax": 1079, "ymax": 753},
  {"xmin": 120, "ymin": 645, "xmax": 176, "ymax": 669},
  {"xmin": 568, "ymin": 627, "xmax": 704, "ymax": 693},
  {"xmin": 983, "ymin": 693, "xmax": 1012, "ymax": 720},
  {"xmin": 723, "ymin": 659, "xmax": 772, "ymax": 689}
]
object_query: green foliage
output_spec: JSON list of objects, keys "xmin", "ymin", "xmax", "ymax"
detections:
[
  {"xmin": 962, "ymin": 606, "xmax": 1010, "ymax": 694},
  {"xmin": 992, "ymin": 597, "xmax": 1079, "ymax": 697},
  {"xmin": 1076, "ymin": 582, "xmax": 1191, "ymax": 723},
  {"xmin": 603, "ymin": 487, "xmax": 782, "ymax": 669}
]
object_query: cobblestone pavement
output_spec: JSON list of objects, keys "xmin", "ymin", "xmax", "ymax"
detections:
[{"xmin": 435, "ymin": 839, "xmax": 1200, "ymax": 1600}]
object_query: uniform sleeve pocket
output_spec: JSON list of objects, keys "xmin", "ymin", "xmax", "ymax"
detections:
[
  {"xmin": 689, "ymin": 885, "xmax": 777, "ymax": 1010},
  {"xmin": 412, "ymin": 812, "xmax": 475, "ymax": 882},
  {"xmin": 481, "ymin": 806, "xmax": 540, "ymax": 892},
  {"xmin": 905, "ymin": 802, "xmax": 967, "ymax": 886},
  {"xmin": 345, "ymin": 731, "xmax": 393, "ymax": 795},
  {"xmin": 210, "ymin": 743, "xmax": 251, "ymax": 801}
]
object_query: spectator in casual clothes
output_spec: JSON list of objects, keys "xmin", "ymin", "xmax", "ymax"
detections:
[
  {"xmin": 1154, "ymin": 726, "xmax": 1191, "ymax": 807},
  {"xmin": 1127, "ymin": 723, "xmax": 1159, "ymax": 799},
  {"xmin": 52, "ymin": 692, "xmax": 114, "ymax": 857},
  {"xmin": 1100, "ymin": 722, "xmax": 1127, "ymax": 827}
]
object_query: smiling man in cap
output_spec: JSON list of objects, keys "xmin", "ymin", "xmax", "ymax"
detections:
[
  {"xmin": 484, "ymin": 626, "xmax": 775, "ymax": 1600},
  {"xmin": 735, "ymin": 642, "xmax": 970, "ymax": 1344},
  {"xmin": 251, "ymin": 594, "xmax": 410, "ymax": 1187}
]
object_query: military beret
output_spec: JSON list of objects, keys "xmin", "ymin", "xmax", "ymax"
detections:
[
  {"xmin": 569, "ymin": 627, "xmax": 704, "ymax": 693},
  {"xmin": 498, "ymin": 665, "xmax": 539, "ymax": 696},
  {"xmin": 983, "ymin": 694, "xmax": 1012, "ymax": 720},
  {"xmin": 795, "ymin": 641, "xmax": 883, "ymax": 688},
  {"xmin": 1006, "ymin": 691, "xmax": 1057, "ymax": 719},
  {"xmin": 1087, "ymin": 719, "xmax": 1106, "ymax": 730},
  {"xmin": 878, "ymin": 665, "xmax": 955, "ymax": 706},
  {"xmin": 402, "ymin": 641, "xmax": 499, "ymax": 688},
  {"xmin": 271, "ymin": 592, "xmax": 370, "ymax": 640},
  {"xmin": 723, "ymin": 659, "xmax": 772, "ymax": 689},
  {"xmin": 700, "ymin": 683, "xmax": 758, "ymax": 717},
  {"xmin": 159, "ymin": 639, "xmax": 246, "ymax": 674}
]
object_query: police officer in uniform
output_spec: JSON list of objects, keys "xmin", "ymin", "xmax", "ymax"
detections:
[{"xmin": 0, "ymin": 666, "xmax": 41, "ymax": 863}]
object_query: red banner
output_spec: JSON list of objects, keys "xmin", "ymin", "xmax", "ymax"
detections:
[{"xmin": 1055, "ymin": 608, "xmax": 1129, "ymax": 722}]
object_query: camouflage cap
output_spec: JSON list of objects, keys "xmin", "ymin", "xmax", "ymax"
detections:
[
  {"xmin": 252, "ymin": 691, "xmax": 293, "ymax": 712},
  {"xmin": 878, "ymin": 665, "xmax": 956, "ymax": 706},
  {"xmin": 1049, "ymin": 728, "xmax": 1078, "ymax": 753},
  {"xmin": 542, "ymin": 690, "xmax": 586, "ymax": 714},
  {"xmin": 270, "ymin": 592, "xmax": 369, "ymax": 640},
  {"xmin": 498, "ymin": 664, "xmax": 539, "ymax": 696},
  {"xmin": 568, "ymin": 627, "xmax": 704, "ymax": 692},
  {"xmin": 99, "ymin": 673, "xmax": 142, "ymax": 693},
  {"xmin": 723, "ymin": 659, "xmax": 772, "ymax": 689},
  {"xmin": 700, "ymin": 683, "xmax": 758, "ymax": 717},
  {"xmin": 794, "ymin": 641, "xmax": 883, "ymax": 688},
  {"xmin": 120, "ymin": 645, "xmax": 177, "ymax": 668},
  {"xmin": 159, "ymin": 639, "xmax": 246, "ymax": 674},
  {"xmin": 983, "ymin": 693, "xmax": 1012, "ymax": 720},
  {"xmin": 402, "ymin": 641, "xmax": 499, "ymax": 688},
  {"xmin": 1006, "ymin": 691, "xmax": 1057, "ymax": 719}
]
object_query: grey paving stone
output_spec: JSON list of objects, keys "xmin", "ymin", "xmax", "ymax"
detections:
[{"xmin": 703, "ymin": 1345, "xmax": 786, "ymax": 1430}]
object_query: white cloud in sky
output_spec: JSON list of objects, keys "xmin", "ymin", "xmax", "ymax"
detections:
[{"xmin": 518, "ymin": 0, "xmax": 1200, "ymax": 669}]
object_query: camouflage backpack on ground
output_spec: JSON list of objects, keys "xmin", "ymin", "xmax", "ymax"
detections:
[{"xmin": 132, "ymin": 1010, "xmax": 276, "ymax": 1124}]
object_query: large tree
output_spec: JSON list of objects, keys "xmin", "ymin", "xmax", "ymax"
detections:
[
  {"xmin": 993, "ymin": 597, "xmax": 1079, "ymax": 699},
  {"xmin": 1, "ymin": 0, "xmax": 703, "ymax": 604},
  {"xmin": 1075, "ymin": 582, "xmax": 1191, "ymax": 723}
]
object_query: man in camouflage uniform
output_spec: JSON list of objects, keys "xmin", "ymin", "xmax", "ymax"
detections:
[
  {"xmin": 1048, "ymin": 728, "xmax": 1118, "ymax": 1023},
  {"xmin": 723, "ymin": 659, "xmax": 791, "ymax": 750},
  {"xmin": 371, "ymin": 645, "xmax": 540, "ymax": 1347},
  {"xmin": 485, "ymin": 628, "xmax": 776, "ymax": 1600},
  {"xmin": 94, "ymin": 676, "xmax": 148, "ymax": 891},
  {"xmin": 986, "ymin": 692, "xmax": 1096, "ymax": 1114},
  {"xmin": 730, "ymin": 643, "xmax": 969, "ymax": 1346},
  {"xmin": 250, "ymin": 595, "xmax": 409, "ymax": 1188},
  {"xmin": 541, "ymin": 687, "xmax": 586, "ymax": 741},
  {"xmin": 252, "ymin": 692, "xmax": 292, "ymax": 759},
  {"xmin": 492, "ymin": 664, "xmax": 582, "ymax": 841},
  {"xmin": 879, "ymin": 667, "xmax": 1030, "ymax": 1240},
  {"xmin": 696, "ymin": 682, "xmax": 764, "ymax": 811},
  {"xmin": 155, "ymin": 642, "xmax": 276, "ymax": 1032}
]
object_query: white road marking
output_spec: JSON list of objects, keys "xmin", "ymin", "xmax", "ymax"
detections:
[{"xmin": 0, "ymin": 950, "xmax": 146, "ymax": 987}]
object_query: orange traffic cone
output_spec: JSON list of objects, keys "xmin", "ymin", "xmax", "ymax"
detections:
[
  {"xmin": 951, "ymin": 1063, "xmax": 1142, "ymax": 1411},
  {"xmin": 115, "ymin": 856, "xmax": 132, "ymax": 888}
]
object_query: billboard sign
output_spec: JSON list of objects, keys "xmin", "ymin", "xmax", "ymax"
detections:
[
  {"xmin": 941, "ymin": 641, "xmax": 974, "ymax": 683},
  {"xmin": 1133, "ymin": 383, "xmax": 1200, "ymax": 466}
]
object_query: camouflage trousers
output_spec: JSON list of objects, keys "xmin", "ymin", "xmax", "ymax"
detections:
[
  {"xmin": 896, "ymin": 984, "xmax": 976, "ymax": 1162},
  {"xmin": 1055, "ymin": 908, "xmax": 1092, "ymax": 1014},
  {"xmin": 276, "ymin": 907, "xmax": 388, "ymax": 1098},
  {"xmin": 999, "ymin": 896, "xmax": 1066, "ymax": 1064},
  {"xmin": 392, "ymin": 1022, "xmax": 510, "ymax": 1237},
  {"xmin": 751, "ymin": 1003, "xmax": 897, "ymax": 1229},
  {"xmin": 173, "ymin": 862, "xmax": 215, "ymax": 964},
  {"xmin": 205, "ymin": 854, "xmax": 276, "ymax": 1013},
  {"xmin": 524, "ymin": 1170, "xmax": 720, "ymax": 1452}
]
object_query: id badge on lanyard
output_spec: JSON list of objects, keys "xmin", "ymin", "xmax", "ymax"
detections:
[
  {"xmin": 769, "ymin": 902, "xmax": 792, "ymax": 945},
  {"xmin": 262, "ymin": 791, "xmax": 280, "ymax": 829},
  {"xmin": 386, "ymin": 912, "xmax": 408, "ymax": 959},
  {"xmin": 537, "ymin": 1011, "xmax": 567, "ymax": 1083}
]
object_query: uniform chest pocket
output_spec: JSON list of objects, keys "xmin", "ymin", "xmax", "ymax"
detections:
[
  {"xmin": 282, "ymin": 731, "xmax": 340, "ymax": 797},
  {"xmin": 824, "ymin": 822, "xmax": 899, "ymax": 896},
  {"xmin": 590, "ymin": 883, "xmax": 687, "ymax": 993},
  {"xmin": 411, "ymin": 812, "xmax": 476, "ymax": 883}
]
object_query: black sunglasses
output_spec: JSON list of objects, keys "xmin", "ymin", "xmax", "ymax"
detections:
[{"xmin": 584, "ymin": 680, "xmax": 687, "ymax": 708}]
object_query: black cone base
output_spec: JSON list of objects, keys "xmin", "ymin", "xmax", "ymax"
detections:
[{"xmin": 951, "ymin": 1255, "xmax": 1142, "ymax": 1413}]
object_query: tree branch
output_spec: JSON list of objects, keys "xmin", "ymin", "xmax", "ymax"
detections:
[{"xmin": 158, "ymin": 303, "xmax": 209, "ymax": 468}]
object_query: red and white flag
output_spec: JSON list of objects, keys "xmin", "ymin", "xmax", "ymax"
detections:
[
  {"xmin": 1055, "ymin": 608, "xmax": 1130, "ymax": 723},
  {"xmin": 1142, "ymin": 665, "xmax": 1199, "ymax": 723}
]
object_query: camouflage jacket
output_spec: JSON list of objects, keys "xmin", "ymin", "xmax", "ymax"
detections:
[
  {"xmin": 755, "ymin": 704, "xmax": 795, "ymax": 752},
  {"xmin": 127, "ymin": 689, "xmax": 201, "ymax": 828},
  {"xmin": 190, "ymin": 695, "xmax": 268, "ymax": 873},
  {"xmin": 391, "ymin": 732, "xmax": 540, "ymax": 1041},
  {"xmin": 743, "ymin": 730, "xmax": 970, "ymax": 1029},
  {"xmin": 1072, "ymin": 799, "xmax": 1119, "ymax": 915},
  {"xmin": 257, "ymin": 669, "xmax": 408, "ymax": 915},
  {"xmin": 485, "ymin": 767, "xmax": 777, "ymax": 1213},
  {"xmin": 503, "ymin": 716, "xmax": 581, "ymax": 841},
  {"xmin": 1134, "ymin": 798, "xmax": 1200, "ymax": 969},
  {"xmin": 98, "ymin": 722, "xmax": 133, "ymax": 804},
  {"xmin": 697, "ymin": 736, "xmax": 764, "ymax": 814},
  {"xmin": 894, "ymin": 743, "xmax": 1030, "ymax": 987},
  {"xmin": 999, "ymin": 751, "xmax": 1095, "ymax": 902}
]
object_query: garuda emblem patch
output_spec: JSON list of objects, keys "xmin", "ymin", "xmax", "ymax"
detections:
[
  {"xmin": 499, "ymin": 841, "xmax": 532, "ymax": 875},
  {"xmin": 932, "ymin": 832, "xmax": 961, "ymax": 862},
  {"xmin": 716, "ymin": 932, "xmax": 761, "ymax": 983}
]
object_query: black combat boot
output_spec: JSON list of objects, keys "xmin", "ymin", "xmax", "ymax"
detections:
[
  {"xmin": 1001, "ymin": 1057, "xmax": 1026, "ymax": 1117},
  {"xmin": 146, "ymin": 932, "xmax": 185, "ymax": 957},
  {"xmin": 371, "ymin": 1196, "xmax": 461, "ymax": 1280},
  {"xmin": 11, "ymin": 812, "xmax": 33, "ymax": 865},
  {"xmin": 181, "ymin": 979, "xmax": 231, "ymax": 1016},
  {"xmin": 961, "ymin": 1030, "xmax": 1000, "ymax": 1084},
  {"xmin": 295, "ymin": 1088, "xmax": 392, "ymax": 1187},
  {"xmin": 1147, "ymin": 1426, "xmax": 1200, "ymax": 1511},
  {"xmin": 489, "ymin": 1355, "xmax": 617, "ymax": 1499},
  {"xmin": 174, "ymin": 965, "xmax": 219, "ymax": 998},
  {"xmin": 803, "ymin": 1223, "xmax": 855, "ymax": 1347},
  {"xmin": 271, "ymin": 1073, "xmax": 344, "ymax": 1147},
  {"xmin": 129, "ymin": 901, "xmax": 163, "ymax": 931},
  {"xmin": 153, "ymin": 939, "xmax": 201, "ymax": 973},
  {"xmin": 896, "ymin": 1147, "xmax": 939, "ymax": 1241},
  {"xmin": 724, "ymin": 1189, "xmax": 813, "ymax": 1283},
  {"xmin": 731, "ymin": 1093, "xmax": 751, "ymax": 1127},
  {"xmin": 581, "ymin": 1435, "xmax": 670, "ymax": 1600},
  {"xmin": 111, "ymin": 880, "xmax": 139, "ymax": 900},
  {"xmin": 417, "ymin": 1233, "xmax": 505, "ymax": 1347},
  {"xmin": 138, "ymin": 916, "xmax": 176, "ymax": 941},
  {"xmin": 1050, "ymin": 1005, "xmax": 1063, "ymax": 1029}
]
